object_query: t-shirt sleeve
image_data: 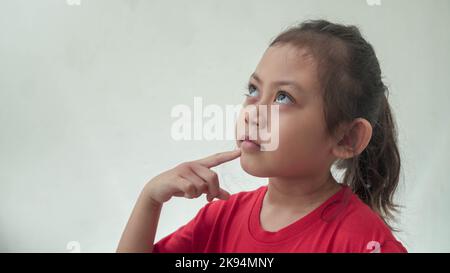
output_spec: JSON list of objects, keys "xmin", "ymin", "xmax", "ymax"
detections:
[
  {"xmin": 378, "ymin": 239, "xmax": 408, "ymax": 253},
  {"xmin": 332, "ymin": 232, "xmax": 408, "ymax": 253},
  {"xmin": 357, "ymin": 238, "xmax": 408, "ymax": 253},
  {"xmin": 332, "ymin": 209, "xmax": 408, "ymax": 253},
  {"xmin": 152, "ymin": 201, "xmax": 215, "ymax": 253}
]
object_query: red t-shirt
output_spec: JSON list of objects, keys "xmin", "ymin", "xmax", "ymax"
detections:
[{"xmin": 153, "ymin": 184, "xmax": 407, "ymax": 253}]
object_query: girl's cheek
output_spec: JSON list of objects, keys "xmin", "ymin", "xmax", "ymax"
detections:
[
  {"xmin": 272, "ymin": 122, "xmax": 293, "ymax": 151},
  {"xmin": 277, "ymin": 116, "xmax": 310, "ymax": 148}
]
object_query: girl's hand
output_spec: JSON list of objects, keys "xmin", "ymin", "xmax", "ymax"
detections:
[{"xmin": 145, "ymin": 148, "xmax": 241, "ymax": 205}]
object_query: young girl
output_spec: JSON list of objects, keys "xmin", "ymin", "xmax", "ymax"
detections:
[{"xmin": 117, "ymin": 19, "xmax": 407, "ymax": 253}]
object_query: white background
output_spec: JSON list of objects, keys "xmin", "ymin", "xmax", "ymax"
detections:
[{"xmin": 1, "ymin": 0, "xmax": 449, "ymax": 252}]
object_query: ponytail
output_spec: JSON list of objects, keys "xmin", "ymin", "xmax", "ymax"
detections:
[{"xmin": 345, "ymin": 94, "xmax": 401, "ymax": 230}]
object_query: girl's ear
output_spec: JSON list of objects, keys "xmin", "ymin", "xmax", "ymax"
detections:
[{"xmin": 332, "ymin": 118, "xmax": 373, "ymax": 160}]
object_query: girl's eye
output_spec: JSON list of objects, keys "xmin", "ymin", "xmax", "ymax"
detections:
[
  {"xmin": 245, "ymin": 84, "xmax": 260, "ymax": 97},
  {"xmin": 244, "ymin": 84, "xmax": 295, "ymax": 105},
  {"xmin": 275, "ymin": 91, "xmax": 294, "ymax": 104}
]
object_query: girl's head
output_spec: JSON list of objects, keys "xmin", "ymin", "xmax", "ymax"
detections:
[{"xmin": 236, "ymin": 19, "xmax": 401, "ymax": 227}]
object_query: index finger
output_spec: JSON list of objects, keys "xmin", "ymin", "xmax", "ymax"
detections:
[{"xmin": 194, "ymin": 148, "xmax": 241, "ymax": 168}]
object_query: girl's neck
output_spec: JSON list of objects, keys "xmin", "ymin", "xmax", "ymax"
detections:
[{"xmin": 266, "ymin": 171, "xmax": 342, "ymax": 213}]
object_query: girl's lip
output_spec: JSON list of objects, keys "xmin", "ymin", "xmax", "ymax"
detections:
[
  {"xmin": 241, "ymin": 139, "xmax": 260, "ymax": 147},
  {"xmin": 239, "ymin": 139, "xmax": 261, "ymax": 152},
  {"xmin": 239, "ymin": 135, "xmax": 261, "ymax": 146}
]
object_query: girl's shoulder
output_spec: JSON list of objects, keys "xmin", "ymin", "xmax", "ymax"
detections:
[
  {"xmin": 338, "ymin": 191, "xmax": 395, "ymax": 235},
  {"xmin": 330, "ymin": 189, "xmax": 407, "ymax": 253}
]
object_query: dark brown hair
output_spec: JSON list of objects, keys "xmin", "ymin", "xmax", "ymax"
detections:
[{"xmin": 269, "ymin": 19, "xmax": 401, "ymax": 229}]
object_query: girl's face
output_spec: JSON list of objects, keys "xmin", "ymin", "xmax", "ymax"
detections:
[{"xmin": 236, "ymin": 44, "xmax": 336, "ymax": 178}]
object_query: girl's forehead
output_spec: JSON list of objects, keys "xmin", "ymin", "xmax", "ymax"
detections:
[
  {"xmin": 253, "ymin": 45, "xmax": 319, "ymax": 89},
  {"xmin": 257, "ymin": 45, "xmax": 316, "ymax": 74}
]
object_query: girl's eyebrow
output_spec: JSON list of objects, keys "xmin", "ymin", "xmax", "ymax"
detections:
[{"xmin": 250, "ymin": 72, "xmax": 306, "ymax": 94}]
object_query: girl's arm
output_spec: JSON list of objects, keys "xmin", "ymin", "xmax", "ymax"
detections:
[{"xmin": 116, "ymin": 183, "xmax": 162, "ymax": 253}]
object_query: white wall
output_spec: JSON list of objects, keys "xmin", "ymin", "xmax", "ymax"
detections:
[{"xmin": 0, "ymin": 0, "xmax": 449, "ymax": 252}]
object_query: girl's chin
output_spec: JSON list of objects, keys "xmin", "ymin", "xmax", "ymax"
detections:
[{"xmin": 239, "ymin": 155, "xmax": 271, "ymax": 178}]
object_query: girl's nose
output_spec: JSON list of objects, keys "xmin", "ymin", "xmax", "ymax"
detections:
[
  {"xmin": 244, "ymin": 106, "xmax": 258, "ymax": 127},
  {"xmin": 244, "ymin": 103, "xmax": 268, "ymax": 130}
]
